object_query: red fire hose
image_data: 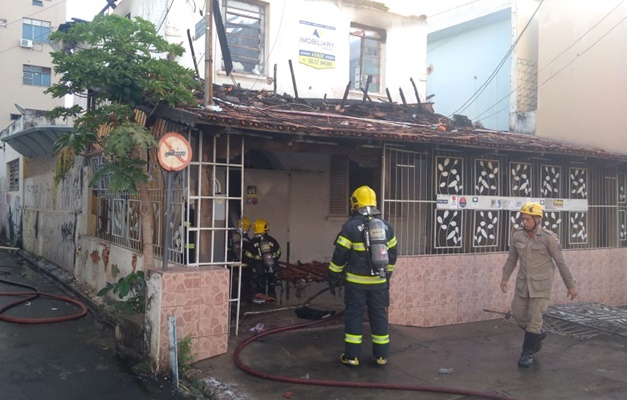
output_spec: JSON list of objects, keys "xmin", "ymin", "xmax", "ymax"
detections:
[
  {"xmin": 0, "ymin": 277, "xmax": 88, "ymax": 324},
  {"xmin": 233, "ymin": 312, "xmax": 514, "ymax": 400}
]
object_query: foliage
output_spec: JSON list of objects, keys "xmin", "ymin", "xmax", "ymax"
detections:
[
  {"xmin": 97, "ymin": 271, "xmax": 146, "ymax": 314},
  {"xmin": 177, "ymin": 335, "xmax": 195, "ymax": 375},
  {"xmin": 52, "ymin": 146, "xmax": 76, "ymax": 206},
  {"xmin": 45, "ymin": 14, "xmax": 200, "ymax": 193}
]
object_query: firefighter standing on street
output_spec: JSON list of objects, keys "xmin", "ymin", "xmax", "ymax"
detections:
[
  {"xmin": 244, "ymin": 218, "xmax": 282, "ymax": 300},
  {"xmin": 501, "ymin": 202, "xmax": 578, "ymax": 368},
  {"xmin": 328, "ymin": 185, "xmax": 398, "ymax": 367}
]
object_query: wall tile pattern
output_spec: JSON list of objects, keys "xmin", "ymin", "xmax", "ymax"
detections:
[
  {"xmin": 150, "ymin": 266, "xmax": 230, "ymax": 369},
  {"xmin": 389, "ymin": 249, "xmax": 627, "ymax": 327}
]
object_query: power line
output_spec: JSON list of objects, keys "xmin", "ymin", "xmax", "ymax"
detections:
[
  {"xmin": 540, "ymin": 0, "xmax": 624, "ymax": 73},
  {"xmin": 471, "ymin": 1, "xmax": 627, "ymax": 121},
  {"xmin": 537, "ymin": 13, "xmax": 627, "ymax": 88},
  {"xmin": 0, "ymin": 0, "xmax": 68, "ymax": 56},
  {"xmin": 156, "ymin": 0, "xmax": 176, "ymax": 33},
  {"xmin": 448, "ymin": 0, "xmax": 544, "ymax": 118}
]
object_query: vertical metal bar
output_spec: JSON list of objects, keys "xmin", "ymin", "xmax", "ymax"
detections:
[
  {"xmin": 167, "ymin": 315, "xmax": 179, "ymax": 388},
  {"xmin": 288, "ymin": 59, "xmax": 299, "ymax": 99},
  {"xmin": 273, "ymin": 64, "xmax": 277, "ymax": 95},
  {"xmin": 163, "ymin": 171, "xmax": 173, "ymax": 271}
]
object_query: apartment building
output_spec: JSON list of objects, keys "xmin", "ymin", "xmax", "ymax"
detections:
[
  {"xmin": 0, "ymin": 0, "xmax": 66, "ymax": 128},
  {"xmin": 0, "ymin": 1, "xmax": 67, "ymax": 240}
]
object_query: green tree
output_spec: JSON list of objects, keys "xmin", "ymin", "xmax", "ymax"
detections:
[{"xmin": 46, "ymin": 14, "xmax": 200, "ymax": 270}]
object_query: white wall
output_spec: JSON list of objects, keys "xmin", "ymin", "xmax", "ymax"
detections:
[
  {"xmin": 115, "ymin": 0, "xmax": 428, "ymax": 103},
  {"xmin": 535, "ymin": 0, "xmax": 627, "ymax": 152},
  {"xmin": 21, "ymin": 155, "xmax": 85, "ymax": 273},
  {"xmin": 243, "ymin": 152, "xmax": 342, "ymax": 264}
]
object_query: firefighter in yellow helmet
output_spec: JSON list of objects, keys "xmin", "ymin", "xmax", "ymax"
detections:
[
  {"xmin": 229, "ymin": 217, "xmax": 251, "ymax": 262},
  {"xmin": 244, "ymin": 218, "xmax": 282, "ymax": 301},
  {"xmin": 501, "ymin": 202, "xmax": 577, "ymax": 368},
  {"xmin": 328, "ymin": 185, "xmax": 398, "ymax": 366},
  {"xmin": 229, "ymin": 217, "xmax": 255, "ymax": 302}
]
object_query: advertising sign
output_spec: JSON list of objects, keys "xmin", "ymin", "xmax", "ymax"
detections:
[{"xmin": 298, "ymin": 20, "xmax": 336, "ymax": 69}]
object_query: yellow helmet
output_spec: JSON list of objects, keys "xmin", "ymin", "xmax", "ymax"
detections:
[
  {"xmin": 520, "ymin": 202, "xmax": 543, "ymax": 217},
  {"xmin": 253, "ymin": 218, "xmax": 269, "ymax": 235},
  {"xmin": 238, "ymin": 217, "xmax": 250, "ymax": 232},
  {"xmin": 350, "ymin": 185, "xmax": 377, "ymax": 211}
]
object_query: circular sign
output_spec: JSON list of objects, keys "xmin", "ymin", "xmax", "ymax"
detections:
[{"xmin": 157, "ymin": 132, "xmax": 192, "ymax": 171}]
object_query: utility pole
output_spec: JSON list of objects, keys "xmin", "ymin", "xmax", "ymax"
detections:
[{"xmin": 204, "ymin": 0, "xmax": 214, "ymax": 106}]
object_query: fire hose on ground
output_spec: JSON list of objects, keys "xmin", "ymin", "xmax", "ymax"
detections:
[
  {"xmin": 233, "ymin": 290, "xmax": 514, "ymax": 400},
  {"xmin": 0, "ymin": 277, "xmax": 88, "ymax": 324}
]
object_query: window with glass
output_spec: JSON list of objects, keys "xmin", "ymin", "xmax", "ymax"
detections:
[
  {"xmin": 224, "ymin": 0, "xmax": 265, "ymax": 75},
  {"xmin": 22, "ymin": 18, "xmax": 51, "ymax": 43},
  {"xmin": 23, "ymin": 65, "xmax": 51, "ymax": 87},
  {"xmin": 349, "ymin": 24, "xmax": 384, "ymax": 93}
]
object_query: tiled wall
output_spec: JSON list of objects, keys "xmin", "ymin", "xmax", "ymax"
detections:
[
  {"xmin": 147, "ymin": 266, "xmax": 230, "ymax": 370},
  {"xmin": 389, "ymin": 248, "xmax": 627, "ymax": 327}
]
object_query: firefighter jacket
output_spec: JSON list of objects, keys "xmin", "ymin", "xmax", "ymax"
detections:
[
  {"xmin": 329, "ymin": 214, "xmax": 398, "ymax": 285},
  {"xmin": 502, "ymin": 227, "xmax": 576, "ymax": 298},
  {"xmin": 244, "ymin": 233, "xmax": 281, "ymax": 270}
]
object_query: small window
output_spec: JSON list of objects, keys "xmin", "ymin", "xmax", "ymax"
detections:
[
  {"xmin": 10, "ymin": 114, "xmax": 20, "ymax": 120},
  {"xmin": 33, "ymin": 0, "xmax": 44, "ymax": 6},
  {"xmin": 0, "ymin": 19, "xmax": 7, "ymax": 28},
  {"xmin": 349, "ymin": 24, "xmax": 384, "ymax": 93},
  {"xmin": 8, "ymin": 160, "xmax": 19, "ymax": 192},
  {"xmin": 224, "ymin": 0, "xmax": 265, "ymax": 75},
  {"xmin": 22, "ymin": 18, "xmax": 52, "ymax": 43},
  {"xmin": 23, "ymin": 64, "xmax": 51, "ymax": 87}
]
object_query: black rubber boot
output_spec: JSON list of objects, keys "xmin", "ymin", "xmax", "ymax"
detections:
[
  {"xmin": 534, "ymin": 330, "xmax": 547, "ymax": 354},
  {"xmin": 518, "ymin": 331, "xmax": 540, "ymax": 368}
]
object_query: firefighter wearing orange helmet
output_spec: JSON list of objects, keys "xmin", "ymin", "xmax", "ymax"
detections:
[{"xmin": 501, "ymin": 202, "xmax": 578, "ymax": 368}]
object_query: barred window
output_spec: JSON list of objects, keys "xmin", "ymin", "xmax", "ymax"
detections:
[
  {"xmin": 224, "ymin": 0, "xmax": 266, "ymax": 75},
  {"xmin": 383, "ymin": 145, "xmax": 624, "ymax": 255},
  {"xmin": 8, "ymin": 160, "xmax": 19, "ymax": 192}
]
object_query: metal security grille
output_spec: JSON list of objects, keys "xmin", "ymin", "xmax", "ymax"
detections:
[
  {"xmin": 383, "ymin": 146, "xmax": 625, "ymax": 256},
  {"xmin": 383, "ymin": 147, "xmax": 432, "ymax": 255},
  {"xmin": 8, "ymin": 159, "xmax": 19, "ymax": 192},
  {"xmin": 224, "ymin": 0, "xmax": 265, "ymax": 74},
  {"xmin": 184, "ymin": 131, "xmax": 245, "ymax": 335},
  {"xmin": 619, "ymin": 173, "xmax": 627, "ymax": 246}
]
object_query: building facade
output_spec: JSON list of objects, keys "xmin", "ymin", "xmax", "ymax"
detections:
[
  {"xmin": 0, "ymin": 1, "xmax": 67, "ymax": 240},
  {"xmin": 3, "ymin": 0, "xmax": 627, "ymax": 372}
]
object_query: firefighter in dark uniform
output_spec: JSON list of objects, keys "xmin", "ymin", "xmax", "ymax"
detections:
[
  {"xmin": 328, "ymin": 186, "xmax": 398, "ymax": 366},
  {"xmin": 230, "ymin": 217, "xmax": 254, "ymax": 302},
  {"xmin": 244, "ymin": 218, "xmax": 282, "ymax": 300}
]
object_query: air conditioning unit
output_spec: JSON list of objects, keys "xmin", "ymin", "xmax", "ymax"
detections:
[{"xmin": 20, "ymin": 39, "xmax": 33, "ymax": 48}]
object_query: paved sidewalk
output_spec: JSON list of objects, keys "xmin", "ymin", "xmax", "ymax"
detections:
[
  {"xmin": 11, "ymin": 249, "xmax": 626, "ymax": 400},
  {"xmin": 190, "ymin": 300, "xmax": 627, "ymax": 400}
]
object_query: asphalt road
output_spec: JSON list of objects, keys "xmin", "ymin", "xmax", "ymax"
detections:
[{"xmin": 0, "ymin": 250, "xmax": 181, "ymax": 400}]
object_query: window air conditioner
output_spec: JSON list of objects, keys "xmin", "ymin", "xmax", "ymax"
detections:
[{"xmin": 20, "ymin": 39, "xmax": 34, "ymax": 48}]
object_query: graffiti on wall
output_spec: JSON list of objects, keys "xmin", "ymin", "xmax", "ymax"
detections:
[
  {"xmin": 8, "ymin": 195, "xmax": 22, "ymax": 244},
  {"xmin": 0, "ymin": 177, "xmax": 7, "ymax": 239},
  {"xmin": 57, "ymin": 167, "xmax": 84, "ymax": 211},
  {"xmin": 25, "ymin": 182, "xmax": 53, "ymax": 210},
  {"xmin": 61, "ymin": 220, "xmax": 74, "ymax": 242}
]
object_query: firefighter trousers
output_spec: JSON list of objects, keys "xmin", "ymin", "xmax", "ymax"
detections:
[{"xmin": 343, "ymin": 281, "xmax": 390, "ymax": 359}]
